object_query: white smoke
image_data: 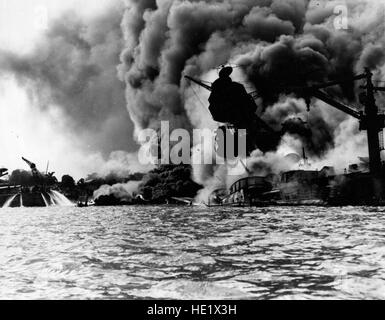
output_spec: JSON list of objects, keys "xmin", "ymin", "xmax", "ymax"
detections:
[
  {"xmin": 118, "ymin": 0, "xmax": 385, "ymax": 201},
  {"xmin": 93, "ymin": 181, "xmax": 141, "ymax": 201}
]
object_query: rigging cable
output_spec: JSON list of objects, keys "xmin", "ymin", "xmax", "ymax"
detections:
[{"xmin": 191, "ymin": 85, "xmax": 212, "ymax": 117}]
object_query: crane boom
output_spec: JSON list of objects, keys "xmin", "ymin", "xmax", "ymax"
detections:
[
  {"xmin": 294, "ymin": 70, "xmax": 385, "ymax": 182},
  {"xmin": 308, "ymin": 73, "xmax": 367, "ymax": 90},
  {"xmin": 311, "ymin": 89, "xmax": 362, "ymax": 119}
]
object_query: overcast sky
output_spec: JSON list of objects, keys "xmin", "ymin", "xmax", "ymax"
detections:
[
  {"xmin": 0, "ymin": 0, "xmax": 115, "ymax": 53},
  {"xmin": 0, "ymin": 0, "xmax": 135, "ymax": 179}
]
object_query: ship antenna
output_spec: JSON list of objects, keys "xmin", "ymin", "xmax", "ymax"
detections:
[
  {"xmin": 239, "ymin": 159, "xmax": 251, "ymax": 174},
  {"xmin": 300, "ymin": 148, "xmax": 311, "ymax": 168}
]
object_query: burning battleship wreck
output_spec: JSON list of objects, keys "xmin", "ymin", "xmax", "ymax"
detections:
[
  {"xmin": 1, "ymin": 0, "xmax": 385, "ymax": 207},
  {"xmin": 116, "ymin": 0, "xmax": 385, "ymax": 207},
  {"xmin": 0, "ymin": 158, "xmax": 73, "ymax": 208},
  {"xmin": 184, "ymin": 66, "xmax": 385, "ymax": 206}
]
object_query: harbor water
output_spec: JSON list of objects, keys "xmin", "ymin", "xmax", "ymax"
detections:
[{"xmin": 1, "ymin": 205, "xmax": 385, "ymax": 300}]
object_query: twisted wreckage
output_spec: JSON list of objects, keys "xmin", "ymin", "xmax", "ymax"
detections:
[
  {"xmin": 0, "ymin": 158, "xmax": 72, "ymax": 208},
  {"xmin": 186, "ymin": 67, "xmax": 385, "ymax": 206}
]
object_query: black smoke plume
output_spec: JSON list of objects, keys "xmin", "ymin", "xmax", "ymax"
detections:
[{"xmin": 119, "ymin": 0, "xmax": 385, "ymax": 167}]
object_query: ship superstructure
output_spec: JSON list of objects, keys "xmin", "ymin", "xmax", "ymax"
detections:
[{"xmin": 187, "ymin": 67, "xmax": 385, "ymax": 206}]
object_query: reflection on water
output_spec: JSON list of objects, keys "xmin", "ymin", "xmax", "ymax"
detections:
[{"xmin": 1, "ymin": 205, "xmax": 385, "ymax": 299}]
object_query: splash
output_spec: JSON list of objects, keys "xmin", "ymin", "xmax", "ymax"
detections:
[
  {"xmin": 49, "ymin": 191, "xmax": 73, "ymax": 207},
  {"xmin": 2, "ymin": 192, "xmax": 73, "ymax": 208},
  {"xmin": 2, "ymin": 194, "xmax": 18, "ymax": 208},
  {"xmin": 41, "ymin": 193, "xmax": 49, "ymax": 207}
]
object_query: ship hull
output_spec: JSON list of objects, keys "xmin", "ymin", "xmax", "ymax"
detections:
[
  {"xmin": 0, "ymin": 192, "xmax": 51, "ymax": 208},
  {"xmin": 208, "ymin": 170, "xmax": 385, "ymax": 207}
]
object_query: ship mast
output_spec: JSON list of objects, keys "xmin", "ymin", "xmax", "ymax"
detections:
[
  {"xmin": 291, "ymin": 69, "xmax": 385, "ymax": 199},
  {"xmin": 185, "ymin": 69, "xmax": 385, "ymax": 198},
  {"xmin": 184, "ymin": 75, "xmax": 275, "ymax": 133}
]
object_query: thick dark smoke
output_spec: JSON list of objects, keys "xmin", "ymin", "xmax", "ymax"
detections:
[
  {"xmin": 119, "ymin": 0, "xmax": 385, "ymax": 157},
  {"xmin": 2, "ymin": 0, "xmax": 384, "ymax": 195},
  {"xmin": 139, "ymin": 165, "xmax": 202, "ymax": 203},
  {"xmin": 0, "ymin": 2, "xmax": 136, "ymax": 156}
]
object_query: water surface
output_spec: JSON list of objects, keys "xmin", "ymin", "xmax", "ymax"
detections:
[{"xmin": 1, "ymin": 205, "xmax": 385, "ymax": 299}]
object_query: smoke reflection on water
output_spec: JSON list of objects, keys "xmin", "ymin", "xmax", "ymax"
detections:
[{"xmin": 0, "ymin": 206, "xmax": 385, "ymax": 299}]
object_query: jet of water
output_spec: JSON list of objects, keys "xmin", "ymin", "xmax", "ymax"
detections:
[
  {"xmin": 2, "ymin": 194, "xmax": 18, "ymax": 208},
  {"xmin": 49, "ymin": 190, "xmax": 73, "ymax": 206},
  {"xmin": 41, "ymin": 193, "xmax": 49, "ymax": 207}
]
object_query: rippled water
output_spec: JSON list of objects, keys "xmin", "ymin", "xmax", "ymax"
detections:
[{"xmin": 1, "ymin": 205, "xmax": 385, "ymax": 300}]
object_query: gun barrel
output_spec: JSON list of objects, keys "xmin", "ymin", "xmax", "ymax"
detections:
[{"xmin": 22, "ymin": 157, "xmax": 37, "ymax": 170}]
